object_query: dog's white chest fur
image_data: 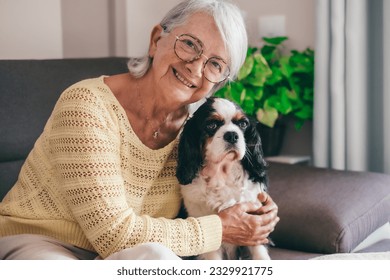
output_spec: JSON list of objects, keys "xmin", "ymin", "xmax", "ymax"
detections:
[
  {"xmin": 180, "ymin": 160, "xmax": 270, "ymax": 260},
  {"xmin": 181, "ymin": 160, "xmax": 264, "ymax": 216}
]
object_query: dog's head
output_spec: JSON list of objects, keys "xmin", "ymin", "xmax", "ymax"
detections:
[{"xmin": 176, "ymin": 97, "xmax": 268, "ymax": 186}]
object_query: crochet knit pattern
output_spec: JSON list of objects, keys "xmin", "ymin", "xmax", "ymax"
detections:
[{"xmin": 0, "ymin": 76, "xmax": 222, "ymax": 258}]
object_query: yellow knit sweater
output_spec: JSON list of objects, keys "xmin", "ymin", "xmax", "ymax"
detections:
[{"xmin": 0, "ymin": 76, "xmax": 222, "ymax": 258}]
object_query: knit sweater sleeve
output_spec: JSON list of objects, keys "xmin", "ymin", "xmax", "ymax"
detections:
[{"xmin": 48, "ymin": 81, "xmax": 222, "ymax": 258}]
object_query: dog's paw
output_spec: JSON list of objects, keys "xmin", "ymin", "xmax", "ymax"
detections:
[{"xmin": 249, "ymin": 245, "xmax": 271, "ymax": 260}]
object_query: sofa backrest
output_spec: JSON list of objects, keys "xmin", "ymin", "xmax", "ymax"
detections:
[{"xmin": 0, "ymin": 57, "xmax": 129, "ymax": 200}]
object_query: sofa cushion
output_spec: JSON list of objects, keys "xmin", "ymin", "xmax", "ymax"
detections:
[
  {"xmin": 0, "ymin": 160, "xmax": 24, "ymax": 200},
  {"xmin": 0, "ymin": 58, "xmax": 129, "ymax": 200},
  {"xmin": 268, "ymin": 163, "xmax": 390, "ymax": 254},
  {"xmin": 0, "ymin": 58, "xmax": 129, "ymax": 162}
]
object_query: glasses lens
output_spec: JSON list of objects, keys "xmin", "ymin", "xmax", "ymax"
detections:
[
  {"xmin": 174, "ymin": 34, "xmax": 230, "ymax": 83},
  {"xmin": 204, "ymin": 57, "xmax": 230, "ymax": 83},
  {"xmin": 175, "ymin": 34, "xmax": 202, "ymax": 62}
]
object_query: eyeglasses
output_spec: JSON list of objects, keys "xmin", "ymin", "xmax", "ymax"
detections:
[{"xmin": 174, "ymin": 34, "xmax": 230, "ymax": 84}]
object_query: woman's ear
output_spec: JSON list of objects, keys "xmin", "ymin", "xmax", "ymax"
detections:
[{"xmin": 148, "ymin": 24, "xmax": 164, "ymax": 57}]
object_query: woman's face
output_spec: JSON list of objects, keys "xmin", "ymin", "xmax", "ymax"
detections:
[{"xmin": 148, "ymin": 12, "xmax": 229, "ymax": 107}]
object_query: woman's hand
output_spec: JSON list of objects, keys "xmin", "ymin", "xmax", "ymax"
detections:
[{"xmin": 218, "ymin": 193, "xmax": 279, "ymax": 246}]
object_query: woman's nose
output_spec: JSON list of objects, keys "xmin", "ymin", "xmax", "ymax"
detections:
[{"xmin": 185, "ymin": 57, "xmax": 205, "ymax": 78}]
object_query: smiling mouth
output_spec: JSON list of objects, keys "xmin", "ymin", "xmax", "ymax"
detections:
[{"xmin": 173, "ymin": 69, "xmax": 196, "ymax": 88}]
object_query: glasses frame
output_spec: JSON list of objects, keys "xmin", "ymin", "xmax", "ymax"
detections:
[{"xmin": 174, "ymin": 34, "xmax": 230, "ymax": 84}]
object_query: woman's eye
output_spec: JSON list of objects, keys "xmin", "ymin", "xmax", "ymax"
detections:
[
  {"xmin": 183, "ymin": 39, "xmax": 197, "ymax": 51},
  {"xmin": 209, "ymin": 59, "xmax": 222, "ymax": 72}
]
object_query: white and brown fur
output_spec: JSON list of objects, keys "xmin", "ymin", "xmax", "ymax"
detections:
[{"xmin": 176, "ymin": 97, "xmax": 270, "ymax": 260}]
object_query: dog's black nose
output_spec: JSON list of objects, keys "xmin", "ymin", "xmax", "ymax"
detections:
[{"xmin": 224, "ymin": 131, "xmax": 239, "ymax": 144}]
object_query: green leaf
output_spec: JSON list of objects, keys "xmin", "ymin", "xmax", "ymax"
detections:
[
  {"xmin": 246, "ymin": 53, "xmax": 272, "ymax": 86},
  {"xmin": 288, "ymin": 79, "xmax": 300, "ymax": 97},
  {"xmin": 303, "ymin": 87, "xmax": 314, "ymax": 101},
  {"xmin": 214, "ymin": 86, "xmax": 227, "ymax": 98},
  {"xmin": 264, "ymin": 89, "xmax": 292, "ymax": 115},
  {"xmin": 229, "ymin": 82, "xmax": 245, "ymax": 104},
  {"xmin": 261, "ymin": 45, "xmax": 276, "ymax": 62},
  {"xmin": 263, "ymin": 36, "xmax": 288, "ymax": 46},
  {"xmin": 265, "ymin": 66, "xmax": 283, "ymax": 85},
  {"xmin": 253, "ymin": 53, "xmax": 270, "ymax": 68},
  {"xmin": 279, "ymin": 87, "xmax": 293, "ymax": 114},
  {"xmin": 294, "ymin": 104, "xmax": 313, "ymax": 120},
  {"xmin": 242, "ymin": 96, "xmax": 255, "ymax": 115},
  {"xmin": 290, "ymin": 50, "xmax": 314, "ymax": 73},
  {"xmin": 247, "ymin": 46, "xmax": 258, "ymax": 56},
  {"xmin": 252, "ymin": 87, "xmax": 264, "ymax": 101},
  {"xmin": 244, "ymin": 87, "xmax": 259, "ymax": 102},
  {"xmin": 256, "ymin": 107, "xmax": 278, "ymax": 128},
  {"xmin": 286, "ymin": 89, "xmax": 298, "ymax": 101},
  {"xmin": 279, "ymin": 56, "xmax": 293, "ymax": 78},
  {"xmin": 238, "ymin": 55, "xmax": 254, "ymax": 80}
]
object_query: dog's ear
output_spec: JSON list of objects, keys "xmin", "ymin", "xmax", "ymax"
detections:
[
  {"xmin": 242, "ymin": 119, "xmax": 269, "ymax": 188},
  {"xmin": 176, "ymin": 116, "xmax": 204, "ymax": 185}
]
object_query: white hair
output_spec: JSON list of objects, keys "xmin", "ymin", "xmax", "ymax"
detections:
[{"xmin": 127, "ymin": 0, "xmax": 248, "ymax": 94}]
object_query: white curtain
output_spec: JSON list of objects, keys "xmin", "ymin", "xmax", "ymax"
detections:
[{"xmin": 314, "ymin": 0, "xmax": 390, "ymax": 174}]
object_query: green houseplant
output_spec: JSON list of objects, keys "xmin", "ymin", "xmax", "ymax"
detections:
[{"xmin": 215, "ymin": 36, "xmax": 314, "ymax": 155}]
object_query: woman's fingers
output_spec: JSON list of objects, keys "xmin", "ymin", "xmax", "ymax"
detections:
[
  {"xmin": 218, "ymin": 201, "xmax": 279, "ymax": 246},
  {"xmin": 250, "ymin": 192, "xmax": 279, "ymax": 215}
]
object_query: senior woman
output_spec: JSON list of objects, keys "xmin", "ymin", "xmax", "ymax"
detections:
[{"xmin": 0, "ymin": 0, "xmax": 279, "ymax": 260}]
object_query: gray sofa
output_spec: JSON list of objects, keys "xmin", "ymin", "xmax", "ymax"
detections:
[{"xmin": 1, "ymin": 58, "xmax": 389, "ymax": 259}]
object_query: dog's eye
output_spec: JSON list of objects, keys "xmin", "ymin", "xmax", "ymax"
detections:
[
  {"xmin": 238, "ymin": 120, "xmax": 249, "ymax": 129},
  {"xmin": 206, "ymin": 122, "xmax": 218, "ymax": 131}
]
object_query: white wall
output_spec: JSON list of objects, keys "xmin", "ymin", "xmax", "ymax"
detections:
[
  {"xmin": 236, "ymin": 0, "xmax": 315, "ymax": 50},
  {"xmin": 0, "ymin": 0, "xmax": 63, "ymax": 59},
  {"xmin": 113, "ymin": 1, "xmax": 128, "ymax": 57},
  {"xmin": 125, "ymin": 0, "xmax": 181, "ymax": 57},
  {"xmin": 0, "ymin": 0, "xmax": 315, "ymax": 59},
  {"xmin": 124, "ymin": 0, "xmax": 315, "ymax": 57},
  {"xmin": 61, "ymin": 0, "xmax": 110, "ymax": 58}
]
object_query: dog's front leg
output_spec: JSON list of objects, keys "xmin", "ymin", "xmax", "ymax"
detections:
[{"xmin": 248, "ymin": 245, "xmax": 271, "ymax": 260}]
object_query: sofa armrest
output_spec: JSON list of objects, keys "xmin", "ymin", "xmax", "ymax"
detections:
[{"xmin": 268, "ymin": 163, "xmax": 390, "ymax": 254}]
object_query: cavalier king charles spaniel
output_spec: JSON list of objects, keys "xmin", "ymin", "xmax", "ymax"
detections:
[{"xmin": 176, "ymin": 97, "xmax": 270, "ymax": 260}]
